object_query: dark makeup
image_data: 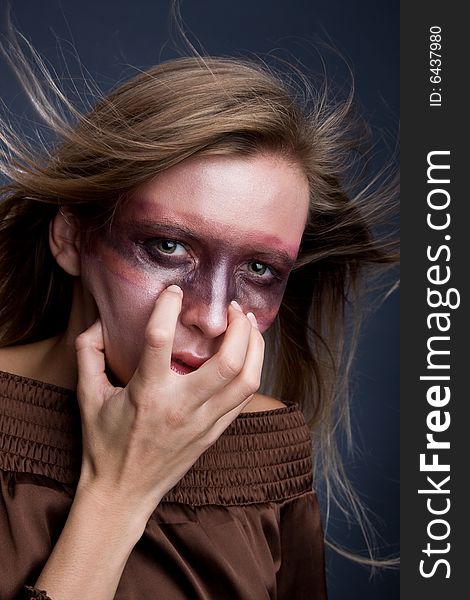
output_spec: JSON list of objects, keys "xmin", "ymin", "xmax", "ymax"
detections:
[
  {"xmin": 103, "ymin": 212, "xmax": 297, "ymax": 330},
  {"xmin": 80, "ymin": 153, "xmax": 309, "ymax": 384}
]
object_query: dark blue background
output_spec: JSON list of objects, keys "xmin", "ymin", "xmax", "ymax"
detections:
[{"xmin": 0, "ymin": 1, "xmax": 399, "ymax": 597}]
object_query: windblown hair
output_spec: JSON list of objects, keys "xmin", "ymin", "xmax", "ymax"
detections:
[{"xmin": 0, "ymin": 22, "xmax": 398, "ymax": 566}]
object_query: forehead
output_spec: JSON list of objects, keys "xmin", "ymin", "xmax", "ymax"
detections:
[{"xmin": 121, "ymin": 153, "xmax": 310, "ymax": 250}]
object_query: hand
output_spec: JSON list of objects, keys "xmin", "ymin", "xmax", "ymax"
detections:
[{"xmin": 74, "ymin": 285, "xmax": 265, "ymax": 524}]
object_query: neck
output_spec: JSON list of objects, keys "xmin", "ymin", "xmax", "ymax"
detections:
[
  {"xmin": 0, "ymin": 279, "xmax": 98, "ymax": 391},
  {"xmin": 51, "ymin": 278, "xmax": 99, "ymax": 389}
]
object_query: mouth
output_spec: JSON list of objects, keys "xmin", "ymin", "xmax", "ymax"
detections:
[
  {"xmin": 170, "ymin": 353, "xmax": 210, "ymax": 375},
  {"xmin": 170, "ymin": 359, "xmax": 196, "ymax": 375}
]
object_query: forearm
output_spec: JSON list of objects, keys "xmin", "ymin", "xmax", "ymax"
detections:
[{"xmin": 33, "ymin": 485, "xmax": 149, "ymax": 600}]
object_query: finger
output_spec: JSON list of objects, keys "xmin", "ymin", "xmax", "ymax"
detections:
[
  {"xmin": 131, "ymin": 284, "xmax": 183, "ymax": 390},
  {"xmin": 210, "ymin": 393, "xmax": 255, "ymax": 439},
  {"xmin": 75, "ymin": 319, "xmax": 113, "ymax": 407},
  {"xmin": 208, "ymin": 318, "xmax": 265, "ymax": 421},
  {"xmin": 186, "ymin": 302, "xmax": 253, "ymax": 402}
]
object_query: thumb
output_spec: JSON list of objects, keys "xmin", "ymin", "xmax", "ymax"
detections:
[{"xmin": 75, "ymin": 318, "xmax": 113, "ymax": 411}]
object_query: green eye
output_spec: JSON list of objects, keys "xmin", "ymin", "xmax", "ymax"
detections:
[
  {"xmin": 248, "ymin": 262, "xmax": 269, "ymax": 276},
  {"xmin": 158, "ymin": 240, "xmax": 178, "ymax": 253},
  {"xmin": 150, "ymin": 239, "xmax": 187, "ymax": 256}
]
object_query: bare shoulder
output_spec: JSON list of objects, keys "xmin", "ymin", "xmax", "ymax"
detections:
[
  {"xmin": 240, "ymin": 393, "xmax": 287, "ymax": 413},
  {"xmin": 0, "ymin": 344, "xmax": 28, "ymax": 375},
  {"xmin": 0, "ymin": 336, "xmax": 75, "ymax": 389}
]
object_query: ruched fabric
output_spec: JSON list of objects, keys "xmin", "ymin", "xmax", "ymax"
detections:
[{"xmin": 0, "ymin": 370, "xmax": 327, "ymax": 599}]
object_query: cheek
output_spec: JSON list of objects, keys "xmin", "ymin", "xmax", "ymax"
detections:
[
  {"xmin": 81, "ymin": 242, "xmax": 159, "ymax": 318},
  {"xmin": 80, "ymin": 243, "xmax": 172, "ymax": 382},
  {"xmin": 238, "ymin": 285, "xmax": 286, "ymax": 333},
  {"xmin": 256, "ymin": 305, "xmax": 281, "ymax": 333}
]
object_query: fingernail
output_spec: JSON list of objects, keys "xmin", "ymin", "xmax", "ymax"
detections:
[
  {"xmin": 230, "ymin": 300, "xmax": 243, "ymax": 312},
  {"xmin": 167, "ymin": 284, "xmax": 183, "ymax": 295},
  {"xmin": 246, "ymin": 312, "xmax": 259, "ymax": 329}
]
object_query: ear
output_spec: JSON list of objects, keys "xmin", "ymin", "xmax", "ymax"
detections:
[{"xmin": 49, "ymin": 208, "xmax": 81, "ymax": 276}]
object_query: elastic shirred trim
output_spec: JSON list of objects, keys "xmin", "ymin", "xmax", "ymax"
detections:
[{"xmin": 0, "ymin": 370, "xmax": 314, "ymax": 506}]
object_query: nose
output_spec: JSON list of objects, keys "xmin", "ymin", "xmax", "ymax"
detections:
[
  {"xmin": 179, "ymin": 274, "xmax": 234, "ymax": 339},
  {"xmin": 180, "ymin": 294, "xmax": 230, "ymax": 338}
]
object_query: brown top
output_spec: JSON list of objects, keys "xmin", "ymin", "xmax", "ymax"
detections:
[{"xmin": 0, "ymin": 370, "xmax": 327, "ymax": 600}]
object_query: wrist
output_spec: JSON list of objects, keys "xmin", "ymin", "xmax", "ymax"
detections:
[{"xmin": 74, "ymin": 477, "xmax": 151, "ymax": 543}]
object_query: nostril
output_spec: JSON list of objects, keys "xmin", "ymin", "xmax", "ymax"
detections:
[{"xmin": 178, "ymin": 295, "xmax": 232, "ymax": 339}]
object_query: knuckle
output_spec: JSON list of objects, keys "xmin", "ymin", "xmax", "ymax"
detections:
[
  {"xmin": 74, "ymin": 331, "xmax": 89, "ymax": 352},
  {"xmin": 145, "ymin": 326, "xmax": 172, "ymax": 350},
  {"xmin": 241, "ymin": 372, "xmax": 261, "ymax": 395},
  {"xmin": 163, "ymin": 405, "xmax": 188, "ymax": 429},
  {"xmin": 216, "ymin": 353, "xmax": 243, "ymax": 380}
]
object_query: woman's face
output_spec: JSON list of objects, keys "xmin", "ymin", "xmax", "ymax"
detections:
[{"xmin": 81, "ymin": 152, "xmax": 310, "ymax": 384}]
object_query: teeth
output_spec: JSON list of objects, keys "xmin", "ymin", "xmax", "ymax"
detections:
[{"xmin": 171, "ymin": 360, "xmax": 193, "ymax": 374}]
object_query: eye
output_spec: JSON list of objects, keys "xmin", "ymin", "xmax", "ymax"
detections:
[
  {"xmin": 148, "ymin": 239, "xmax": 188, "ymax": 257},
  {"xmin": 248, "ymin": 261, "xmax": 271, "ymax": 277}
]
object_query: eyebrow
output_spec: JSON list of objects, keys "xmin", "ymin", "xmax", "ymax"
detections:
[{"xmin": 129, "ymin": 217, "xmax": 298, "ymax": 270}]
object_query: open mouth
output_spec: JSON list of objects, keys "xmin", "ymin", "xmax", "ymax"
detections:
[{"xmin": 170, "ymin": 359, "xmax": 196, "ymax": 375}]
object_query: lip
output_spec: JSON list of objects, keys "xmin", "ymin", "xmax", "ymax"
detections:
[{"xmin": 171, "ymin": 352, "xmax": 210, "ymax": 374}]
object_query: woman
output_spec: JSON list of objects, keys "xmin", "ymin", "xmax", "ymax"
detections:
[{"xmin": 0, "ymin": 25, "xmax": 397, "ymax": 600}]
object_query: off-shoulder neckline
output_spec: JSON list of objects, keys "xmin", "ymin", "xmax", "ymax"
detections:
[
  {"xmin": 0, "ymin": 369, "xmax": 313, "ymax": 503},
  {"xmin": 0, "ymin": 369, "xmax": 297, "ymax": 417}
]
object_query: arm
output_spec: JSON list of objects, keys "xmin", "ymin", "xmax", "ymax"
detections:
[
  {"xmin": 31, "ymin": 485, "xmax": 147, "ymax": 600},
  {"xmin": 27, "ymin": 287, "xmax": 264, "ymax": 600}
]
